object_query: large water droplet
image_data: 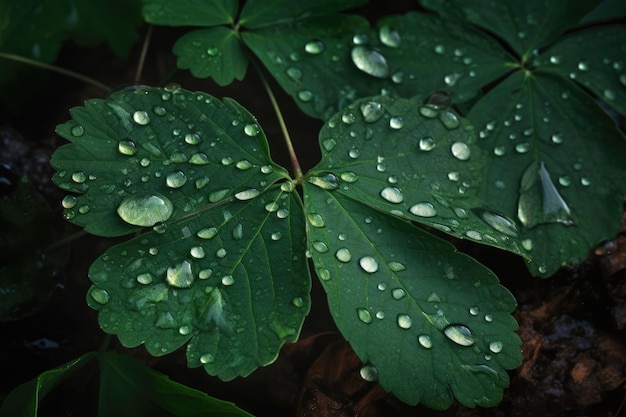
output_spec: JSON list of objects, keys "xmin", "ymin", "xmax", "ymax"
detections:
[
  {"xmin": 419, "ymin": 137, "xmax": 435, "ymax": 151},
  {"xmin": 357, "ymin": 308, "xmax": 373, "ymax": 323},
  {"xmin": 380, "ymin": 186, "xmax": 403, "ymax": 203},
  {"xmin": 117, "ymin": 194, "xmax": 174, "ymax": 227},
  {"xmin": 335, "ymin": 248, "xmax": 352, "ymax": 263},
  {"xmin": 359, "ymin": 256, "xmax": 379, "ymax": 273},
  {"xmin": 397, "ymin": 314, "xmax": 412, "ymax": 329},
  {"xmin": 307, "ymin": 172, "xmax": 339, "ymax": 190},
  {"xmin": 389, "ymin": 116, "xmax": 404, "ymax": 129},
  {"xmin": 118, "ymin": 140, "xmax": 137, "ymax": 156},
  {"xmin": 360, "ymin": 364, "xmax": 378, "ymax": 382},
  {"xmin": 166, "ymin": 261, "xmax": 194, "ymax": 288},
  {"xmin": 409, "ymin": 202, "xmax": 437, "ymax": 217},
  {"xmin": 244, "ymin": 124, "xmax": 260, "ymax": 137},
  {"xmin": 475, "ymin": 209, "xmax": 519, "ymax": 237},
  {"xmin": 190, "ymin": 246, "xmax": 205, "ymax": 259},
  {"xmin": 379, "ymin": 25, "xmax": 401, "ymax": 47},
  {"xmin": 451, "ymin": 142, "xmax": 471, "ymax": 160},
  {"xmin": 418, "ymin": 334, "xmax": 432, "ymax": 348},
  {"xmin": 90, "ymin": 287, "xmax": 110, "ymax": 304},
  {"xmin": 360, "ymin": 101, "xmax": 385, "ymax": 123},
  {"xmin": 166, "ymin": 171, "xmax": 187, "ymax": 188},
  {"xmin": 443, "ymin": 324, "xmax": 475, "ymax": 346},
  {"xmin": 489, "ymin": 340, "xmax": 503, "ymax": 353},
  {"xmin": 304, "ymin": 39, "xmax": 325, "ymax": 54},
  {"xmin": 307, "ymin": 213, "xmax": 325, "ymax": 228},
  {"xmin": 235, "ymin": 188, "xmax": 259, "ymax": 200},
  {"xmin": 391, "ymin": 288, "xmax": 406, "ymax": 300},
  {"xmin": 221, "ymin": 275, "xmax": 235, "ymax": 286},
  {"xmin": 351, "ymin": 46, "xmax": 390, "ymax": 78},
  {"xmin": 62, "ymin": 195, "xmax": 78, "ymax": 209},
  {"xmin": 133, "ymin": 110, "xmax": 150, "ymax": 125}
]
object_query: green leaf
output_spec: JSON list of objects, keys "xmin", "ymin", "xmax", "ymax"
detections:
[
  {"xmin": 534, "ymin": 25, "xmax": 626, "ymax": 116},
  {"xmin": 173, "ymin": 27, "xmax": 249, "ymax": 86},
  {"xmin": 98, "ymin": 352, "xmax": 254, "ymax": 416},
  {"xmin": 0, "ymin": 352, "xmax": 96, "ymax": 417},
  {"xmin": 239, "ymin": 0, "xmax": 368, "ymax": 28},
  {"xmin": 243, "ymin": 11, "xmax": 514, "ymax": 120},
  {"xmin": 420, "ymin": 0, "xmax": 600, "ymax": 61},
  {"xmin": 142, "ymin": 0, "xmax": 238, "ymax": 26},
  {"xmin": 579, "ymin": 0, "xmax": 626, "ymax": 24},
  {"xmin": 51, "ymin": 87, "xmax": 310, "ymax": 380},
  {"xmin": 302, "ymin": 183, "xmax": 521, "ymax": 409},
  {"xmin": 468, "ymin": 71, "xmax": 626, "ymax": 276},
  {"xmin": 307, "ymin": 94, "xmax": 531, "ymax": 258}
]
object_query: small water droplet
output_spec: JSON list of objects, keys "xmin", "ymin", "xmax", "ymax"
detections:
[
  {"xmin": 419, "ymin": 137, "xmax": 435, "ymax": 151},
  {"xmin": 359, "ymin": 101, "xmax": 385, "ymax": 123},
  {"xmin": 216, "ymin": 248, "xmax": 227, "ymax": 258},
  {"xmin": 318, "ymin": 268, "xmax": 331, "ymax": 281},
  {"xmin": 166, "ymin": 171, "xmax": 187, "ymax": 188},
  {"xmin": 351, "ymin": 45, "xmax": 390, "ymax": 78},
  {"xmin": 603, "ymin": 89, "xmax": 616, "ymax": 101},
  {"xmin": 348, "ymin": 147, "xmax": 360, "ymax": 158},
  {"xmin": 388, "ymin": 261, "xmax": 406, "ymax": 272},
  {"xmin": 312, "ymin": 241, "xmax": 329, "ymax": 253},
  {"xmin": 307, "ymin": 213, "xmax": 325, "ymax": 227},
  {"xmin": 418, "ymin": 334, "xmax": 433, "ymax": 348},
  {"xmin": 335, "ymin": 248, "xmax": 352, "ymax": 263},
  {"xmin": 469, "ymin": 306, "xmax": 479, "ymax": 316},
  {"xmin": 380, "ymin": 186, "xmax": 403, "ymax": 203},
  {"xmin": 379, "ymin": 25, "xmax": 401, "ymax": 47},
  {"xmin": 71, "ymin": 125, "xmax": 85, "ymax": 137},
  {"xmin": 360, "ymin": 364, "xmax": 378, "ymax": 382},
  {"xmin": 297, "ymin": 90, "xmax": 313, "ymax": 102},
  {"xmin": 221, "ymin": 275, "xmax": 235, "ymax": 286},
  {"xmin": 71, "ymin": 171, "xmax": 86, "ymax": 183},
  {"xmin": 549, "ymin": 55, "xmax": 561, "ymax": 65},
  {"xmin": 304, "ymin": 39, "xmax": 325, "ymax": 54},
  {"xmin": 409, "ymin": 202, "xmax": 437, "ymax": 217},
  {"xmin": 434, "ymin": 44, "xmax": 445, "ymax": 54},
  {"xmin": 475, "ymin": 209, "xmax": 519, "ymax": 237},
  {"xmin": 271, "ymin": 231, "xmax": 281, "ymax": 241},
  {"xmin": 322, "ymin": 138, "xmax": 337, "ymax": 152},
  {"xmin": 286, "ymin": 67, "xmax": 302, "ymax": 81},
  {"xmin": 90, "ymin": 287, "xmax": 110, "ymax": 304},
  {"xmin": 439, "ymin": 111, "xmax": 460, "ymax": 129},
  {"xmin": 244, "ymin": 124, "xmax": 260, "ymax": 137},
  {"xmin": 307, "ymin": 172, "xmax": 339, "ymax": 190},
  {"xmin": 118, "ymin": 140, "xmax": 137, "ymax": 156},
  {"xmin": 62, "ymin": 195, "xmax": 78, "ymax": 209},
  {"xmin": 198, "ymin": 269, "xmax": 213, "ymax": 279},
  {"xmin": 359, "ymin": 256, "xmax": 379, "ymax": 273},
  {"xmin": 489, "ymin": 341, "xmax": 503, "ymax": 353},
  {"xmin": 234, "ymin": 188, "xmax": 259, "ymax": 200},
  {"xmin": 197, "ymin": 227, "xmax": 217, "ymax": 239},
  {"xmin": 485, "ymin": 314, "xmax": 494, "ymax": 322},
  {"xmin": 389, "ymin": 116, "xmax": 404, "ymax": 129},
  {"xmin": 137, "ymin": 273, "xmax": 153, "ymax": 285},
  {"xmin": 443, "ymin": 324, "xmax": 475, "ymax": 346},
  {"xmin": 166, "ymin": 261, "xmax": 194, "ymax": 288},
  {"xmin": 200, "ymin": 353, "xmax": 214, "ymax": 364},
  {"xmin": 419, "ymin": 106, "xmax": 438, "ymax": 118},
  {"xmin": 133, "ymin": 110, "xmax": 150, "ymax": 125},
  {"xmin": 117, "ymin": 193, "xmax": 174, "ymax": 227},
  {"xmin": 465, "ymin": 230, "xmax": 482, "ymax": 240},
  {"xmin": 577, "ymin": 60, "xmax": 590, "ymax": 71},
  {"xmin": 515, "ymin": 142, "xmax": 531, "ymax": 153},
  {"xmin": 397, "ymin": 314, "xmax": 412, "ymax": 329},
  {"xmin": 444, "ymin": 72, "xmax": 461, "ymax": 86},
  {"xmin": 208, "ymin": 188, "xmax": 230, "ymax": 202},
  {"xmin": 451, "ymin": 142, "xmax": 471, "ymax": 160},
  {"xmin": 391, "ymin": 288, "xmax": 406, "ymax": 300},
  {"xmin": 357, "ymin": 308, "xmax": 373, "ymax": 323},
  {"xmin": 276, "ymin": 208, "xmax": 289, "ymax": 218},
  {"xmin": 340, "ymin": 171, "xmax": 359, "ymax": 183}
]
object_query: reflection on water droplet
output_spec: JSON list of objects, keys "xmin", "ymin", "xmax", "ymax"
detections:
[
  {"xmin": 439, "ymin": 111, "xmax": 460, "ymax": 129},
  {"xmin": 166, "ymin": 261, "xmax": 194, "ymax": 288},
  {"xmin": 312, "ymin": 241, "xmax": 329, "ymax": 253},
  {"xmin": 335, "ymin": 248, "xmax": 352, "ymax": 262},
  {"xmin": 409, "ymin": 202, "xmax": 437, "ymax": 217},
  {"xmin": 308, "ymin": 172, "xmax": 339, "ymax": 190},
  {"xmin": 137, "ymin": 273, "xmax": 153, "ymax": 285},
  {"xmin": 133, "ymin": 110, "xmax": 150, "ymax": 125},
  {"xmin": 489, "ymin": 340, "xmax": 503, "ymax": 353},
  {"xmin": 469, "ymin": 306, "xmax": 479, "ymax": 316},
  {"xmin": 304, "ymin": 39, "xmax": 325, "ymax": 54},
  {"xmin": 418, "ymin": 334, "xmax": 432, "ymax": 348},
  {"xmin": 391, "ymin": 288, "xmax": 406, "ymax": 300},
  {"xmin": 360, "ymin": 101, "xmax": 385, "ymax": 123},
  {"xmin": 389, "ymin": 116, "xmax": 404, "ymax": 129},
  {"xmin": 62, "ymin": 195, "xmax": 78, "ymax": 209},
  {"xmin": 443, "ymin": 324, "xmax": 475, "ymax": 346},
  {"xmin": 244, "ymin": 124, "xmax": 260, "ymax": 137},
  {"xmin": 117, "ymin": 193, "xmax": 174, "ymax": 227},
  {"xmin": 397, "ymin": 314, "xmax": 412, "ymax": 329},
  {"xmin": 340, "ymin": 171, "xmax": 359, "ymax": 183},
  {"xmin": 359, "ymin": 256, "xmax": 379, "ymax": 273},
  {"xmin": 419, "ymin": 137, "xmax": 435, "ymax": 151},
  {"xmin": 360, "ymin": 364, "xmax": 378, "ymax": 381},
  {"xmin": 451, "ymin": 142, "xmax": 471, "ymax": 160},
  {"xmin": 351, "ymin": 46, "xmax": 390, "ymax": 78},
  {"xmin": 380, "ymin": 186, "xmax": 403, "ymax": 203},
  {"xmin": 72, "ymin": 171, "xmax": 86, "ymax": 183},
  {"xmin": 166, "ymin": 171, "xmax": 187, "ymax": 188},
  {"xmin": 379, "ymin": 25, "xmax": 401, "ymax": 47},
  {"xmin": 71, "ymin": 125, "xmax": 85, "ymax": 137},
  {"xmin": 235, "ymin": 188, "xmax": 259, "ymax": 200},
  {"xmin": 307, "ymin": 213, "xmax": 325, "ymax": 228},
  {"xmin": 475, "ymin": 209, "xmax": 519, "ymax": 237}
]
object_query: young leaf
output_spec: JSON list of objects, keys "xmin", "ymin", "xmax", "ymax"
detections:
[
  {"xmin": 308, "ymin": 94, "xmax": 531, "ymax": 259},
  {"xmin": 0, "ymin": 352, "xmax": 96, "ymax": 417},
  {"xmin": 173, "ymin": 26, "xmax": 249, "ymax": 86},
  {"xmin": 468, "ymin": 71, "xmax": 626, "ymax": 276},
  {"xmin": 535, "ymin": 25, "xmax": 626, "ymax": 116},
  {"xmin": 142, "ymin": 0, "xmax": 238, "ymax": 26},
  {"xmin": 98, "ymin": 352, "xmax": 254, "ymax": 416},
  {"xmin": 302, "ymin": 183, "xmax": 521, "ymax": 409},
  {"xmin": 420, "ymin": 0, "xmax": 600, "ymax": 61},
  {"xmin": 51, "ymin": 87, "xmax": 311, "ymax": 379},
  {"xmin": 239, "ymin": 0, "xmax": 368, "ymax": 28}
]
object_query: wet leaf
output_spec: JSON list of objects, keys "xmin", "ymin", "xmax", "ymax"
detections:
[
  {"xmin": 239, "ymin": 0, "xmax": 367, "ymax": 29},
  {"xmin": 308, "ymin": 94, "xmax": 531, "ymax": 258},
  {"xmin": 142, "ymin": 0, "xmax": 237, "ymax": 26},
  {"xmin": 535, "ymin": 25, "xmax": 626, "ymax": 117},
  {"xmin": 0, "ymin": 352, "xmax": 96, "ymax": 417},
  {"xmin": 468, "ymin": 71, "xmax": 626, "ymax": 276},
  {"xmin": 52, "ymin": 87, "xmax": 311, "ymax": 380},
  {"xmin": 302, "ymin": 182, "xmax": 521, "ymax": 409},
  {"xmin": 98, "ymin": 352, "xmax": 254, "ymax": 416},
  {"xmin": 173, "ymin": 26, "xmax": 249, "ymax": 86},
  {"xmin": 420, "ymin": 0, "xmax": 600, "ymax": 61}
]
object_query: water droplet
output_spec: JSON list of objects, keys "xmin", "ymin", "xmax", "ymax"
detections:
[
  {"xmin": 271, "ymin": 231, "xmax": 281, "ymax": 241},
  {"xmin": 359, "ymin": 256, "xmax": 379, "ymax": 273},
  {"xmin": 307, "ymin": 213, "xmax": 325, "ymax": 227},
  {"xmin": 549, "ymin": 55, "xmax": 561, "ymax": 65},
  {"xmin": 322, "ymin": 139, "xmax": 337, "ymax": 152},
  {"xmin": 200, "ymin": 353, "xmax": 214, "ymax": 364},
  {"xmin": 166, "ymin": 261, "xmax": 194, "ymax": 288},
  {"xmin": 351, "ymin": 45, "xmax": 390, "ymax": 78},
  {"xmin": 515, "ymin": 142, "xmax": 530, "ymax": 153},
  {"xmin": 197, "ymin": 227, "xmax": 218, "ymax": 240},
  {"xmin": 208, "ymin": 189, "xmax": 230, "ymax": 203},
  {"xmin": 388, "ymin": 261, "xmax": 406, "ymax": 272},
  {"xmin": 149, "ymin": 247, "xmax": 159, "ymax": 255},
  {"xmin": 137, "ymin": 273, "xmax": 153, "ymax": 285},
  {"xmin": 198, "ymin": 269, "xmax": 213, "ymax": 279},
  {"xmin": 90, "ymin": 287, "xmax": 110, "ymax": 304},
  {"xmin": 297, "ymin": 90, "xmax": 313, "ymax": 102},
  {"xmin": 380, "ymin": 186, "xmax": 403, "ymax": 203},
  {"xmin": 118, "ymin": 140, "xmax": 137, "ymax": 156},
  {"xmin": 469, "ymin": 306, "xmax": 479, "ymax": 316},
  {"xmin": 348, "ymin": 147, "xmax": 360, "ymax": 158},
  {"xmin": 312, "ymin": 241, "xmax": 329, "ymax": 253},
  {"xmin": 389, "ymin": 116, "xmax": 404, "ymax": 129},
  {"xmin": 359, "ymin": 101, "xmax": 385, "ymax": 123},
  {"xmin": 438, "ymin": 111, "xmax": 460, "ymax": 130},
  {"xmin": 419, "ymin": 106, "xmax": 438, "ymax": 118},
  {"xmin": 603, "ymin": 89, "xmax": 616, "ymax": 101},
  {"xmin": 216, "ymin": 248, "xmax": 227, "ymax": 258},
  {"xmin": 304, "ymin": 39, "xmax": 325, "ymax": 54},
  {"xmin": 335, "ymin": 248, "xmax": 352, "ymax": 263},
  {"xmin": 276, "ymin": 208, "xmax": 289, "ymax": 218},
  {"xmin": 409, "ymin": 202, "xmax": 437, "ymax": 217},
  {"xmin": 71, "ymin": 125, "xmax": 85, "ymax": 137},
  {"xmin": 117, "ymin": 193, "xmax": 174, "ymax": 227},
  {"xmin": 419, "ymin": 137, "xmax": 435, "ymax": 151},
  {"xmin": 489, "ymin": 341, "xmax": 503, "ymax": 353},
  {"xmin": 475, "ymin": 209, "xmax": 519, "ymax": 237},
  {"xmin": 340, "ymin": 171, "xmax": 359, "ymax": 183},
  {"xmin": 397, "ymin": 314, "xmax": 412, "ymax": 329},
  {"xmin": 434, "ymin": 44, "xmax": 445, "ymax": 54},
  {"xmin": 465, "ymin": 230, "xmax": 482, "ymax": 240},
  {"xmin": 166, "ymin": 171, "xmax": 187, "ymax": 188},
  {"xmin": 307, "ymin": 172, "xmax": 339, "ymax": 190},
  {"xmin": 221, "ymin": 275, "xmax": 235, "ymax": 286},
  {"xmin": 418, "ymin": 334, "xmax": 433, "ymax": 348},
  {"xmin": 444, "ymin": 72, "xmax": 461, "ymax": 86},
  {"xmin": 360, "ymin": 364, "xmax": 378, "ymax": 382},
  {"xmin": 451, "ymin": 142, "xmax": 471, "ymax": 160},
  {"xmin": 391, "ymin": 288, "xmax": 406, "ymax": 300},
  {"xmin": 357, "ymin": 307, "xmax": 373, "ymax": 323},
  {"xmin": 377, "ymin": 282, "xmax": 387, "ymax": 291},
  {"xmin": 62, "ymin": 195, "xmax": 78, "ymax": 209},
  {"xmin": 133, "ymin": 110, "xmax": 150, "ymax": 125},
  {"xmin": 318, "ymin": 269, "xmax": 331, "ymax": 281},
  {"xmin": 190, "ymin": 246, "xmax": 205, "ymax": 259},
  {"xmin": 71, "ymin": 171, "xmax": 86, "ymax": 183},
  {"xmin": 244, "ymin": 124, "xmax": 260, "ymax": 137},
  {"xmin": 443, "ymin": 324, "xmax": 475, "ymax": 346},
  {"xmin": 234, "ymin": 188, "xmax": 259, "ymax": 201},
  {"xmin": 286, "ymin": 67, "xmax": 302, "ymax": 81},
  {"xmin": 378, "ymin": 25, "xmax": 401, "ymax": 47}
]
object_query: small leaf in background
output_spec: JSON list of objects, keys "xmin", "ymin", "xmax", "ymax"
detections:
[
  {"xmin": 468, "ymin": 71, "xmax": 626, "ymax": 276},
  {"xmin": 309, "ymin": 94, "xmax": 531, "ymax": 259},
  {"xmin": 98, "ymin": 352, "xmax": 254, "ymax": 417},
  {"xmin": 535, "ymin": 25, "xmax": 626, "ymax": 117},
  {"xmin": 51, "ymin": 87, "xmax": 311, "ymax": 380},
  {"xmin": 303, "ymin": 183, "xmax": 521, "ymax": 408},
  {"xmin": 0, "ymin": 352, "xmax": 96, "ymax": 417},
  {"xmin": 173, "ymin": 26, "xmax": 249, "ymax": 86}
]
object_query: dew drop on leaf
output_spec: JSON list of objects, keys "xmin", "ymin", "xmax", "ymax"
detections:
[
  {"xmin": 221, "ymin": 275, "xmax": 235, "ymax": 286},
  {"xmin": 297, "ymin": 90, "xmax": 313, "ymax": 102},
  {"xmin": 475, "ymin": 209, "xmax": 519, "ymax": 237},
  {"xmin": 380, "ymin": 186, "xmax": 403, "ymax": 203},
  {"xmin": 136, "ymin": 273, "xmax": 153, "ymax": 284},
  {"xmin": 307, "ymin": 172, "xmax": 339, "ymax": 190},
  {"xmin": 357, "ymin": 307, "xmax": 373, "ymax": 323},
  {"xmin": 489, "ymin": 340, "xmax": 503, "ymax": 353},
  {"xmin": 312, "ymin": 241, "xmax": 329, "ymax": 253},
  {"xmin": 190, "ymin": 153, "xmax": 210, "ymax": 165},
  {"xmin": 62, "ymin": 195, "xmax": 77, "ymax": 209},
  {"xmin": 184, "ymin": 133, "xmax": 201, "ymax": 145},
  {"xmin": 418, "ymin": 334, "xmax": 433, "ymax": 348},
  {"xmin": 133, "ymin": 110, "xmax": 150, "ymax": 125},
  {"xmin": 197, "ymin": 227, "xmax": 217, "ymax": 239},
  {"xmin": 388, "ymin": 261, "xmax": 406, "ymax": 272},
  {"xmin": 118, "ymin": 140, "xmax": 137, "ymax": 155},
  {"xmin": 351, "ymin": 45, "xmax": 390, "ymax": 78},
  {"xmin": 359, "ymin": 100, "xmax": 385, "ymax": 123},
  {"xmin": 208, "ymin": 188, "xmax": 230, "ymax": 202},
  {"xmin": 166, "ymin": 171, "xmax": 187, "ymax": 188},
  {"xmin": 244, "ymin": 124, "xmax": 260, "ymax": 137},
  {"xmin": 419, "ymin": 137, "xmax": 435, "ymax": 151},
  {"xmin": 439, "ymin": 111, "xmax": 460, "ymax": 129},
  {"xmin": 391, "ymin": 288, "xmax": 406, "ymax": 300},
  {"xmin": 443, "ymin": 324, "xmax": 475, "ymax": 346},
  {"xmin": 71, "ymin": 125, "xmax": 85, "ymax": 137},
  {"xmin": 90, "ymin": 287, "xmax": 110, "ymax": 304},
  {"xmin": 307, "ymin": 213, "xmax": 325, "ymax": 228},
  {"xmin": 166, "ymin": 260, "xmax": 194, "ymax": 288},
  {"xmin": 335, "ymin": 248, "xmax": 352, "ymax": 263},
  {"xmin": 397, "ymin": 314, "xmax": 412, "ymax": 329},
  {"xmin": 190, "ymin": 246, "xmax": 205, "ymax": 259},
  {"xmin": 117, "ymin": 193, "xmax": 174, "ymax": 227},
  {"xmin": 360, "ymin": 364, "xmax": 378, "ymax": 381},
  {"xmin": 451, "ymin": 142, "xmax": 471, "ymax": 160},
  {"xmin": 234, "ymin": 188, "xmax": 259, "ymax": 200},
  {"xmin": 409, "ymin": 202, "xmax": 437, "ymax": 217},
  {"xmin": 419, "ymin": 106, "xmax": 438, "ymax": 118},
  {"xmin": 359, "ymin": 256, "xmax": 379, "ymax": 273},
  {"xmin": 378, "ymin": 25, "xmax": 401, "ymax": 48}
]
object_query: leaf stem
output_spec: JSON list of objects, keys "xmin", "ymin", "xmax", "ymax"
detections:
[
  {"xmin": 134, "ymin": 25, "xmax": 154, "ymax": 83},
  {"xmin": 254, "ymin": 64, "xmax": 304, "ymax": 181},
  {"xmin": 0, "ymin": 52, "xmax": 110, "ymax": 93}
]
